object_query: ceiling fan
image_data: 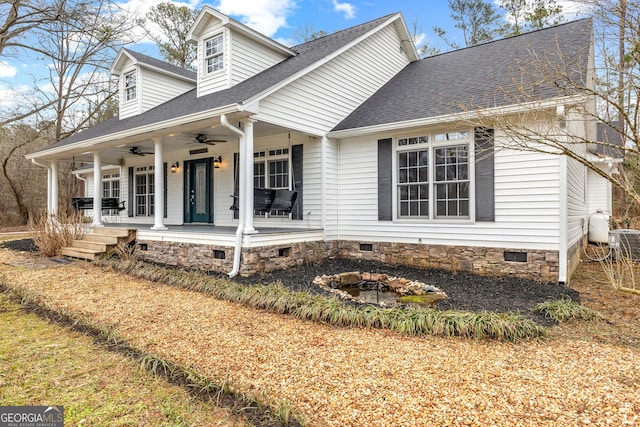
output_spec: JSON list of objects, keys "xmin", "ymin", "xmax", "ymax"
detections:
[
  {"xmin": 129, "ymin": 146, "xmax": 152, "ymax": 156},
  {"xmin": 195, "ymin": 134, "xmax": 226, "ymax": 145}
]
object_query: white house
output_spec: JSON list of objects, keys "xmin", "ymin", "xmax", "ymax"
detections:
[{"xmin": 26, "ymin": 8, "xmax": 610, "ymax": 284}]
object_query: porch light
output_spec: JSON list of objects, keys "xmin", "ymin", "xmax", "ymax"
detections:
[
  {"xmin": 171, "ymin": 161, "xmax": 179, "ymax": 173},
  {"xmin": 213, "ymin": 156, "xmax": 222, "ymax": 168}
]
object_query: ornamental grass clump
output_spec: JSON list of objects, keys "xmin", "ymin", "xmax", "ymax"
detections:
[
  {"xmin": 534, "ymin": 297, "xmax": 603, "ymax": 322},
  {"xmin": 29, "ymin": 210, "xmax": 86, "ymax": 257},
  {"xmin": 95, "ymin": 257, "xmax": 547, "ymax": 342}
]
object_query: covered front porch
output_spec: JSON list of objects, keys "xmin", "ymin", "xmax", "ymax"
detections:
[{"xmin": 27, "ymin": 110, "xmax": 330, "ymax": 276}]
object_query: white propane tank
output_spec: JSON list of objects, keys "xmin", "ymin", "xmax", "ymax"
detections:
[{"xmin": 589, "ymin": 210, "xmax": 610, "ymax": 244}]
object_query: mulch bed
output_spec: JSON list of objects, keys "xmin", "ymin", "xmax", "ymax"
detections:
[{"xmin": 233, "ymin": 258, "xmax": 579, "ymax": 326}]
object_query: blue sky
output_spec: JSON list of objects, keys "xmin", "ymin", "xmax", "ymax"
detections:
[{"xmin": 0, "ymin": 0, "xmax": 585, "ymax": 107}]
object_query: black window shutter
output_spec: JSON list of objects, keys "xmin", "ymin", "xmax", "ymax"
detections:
[
  {"xmin": 127, "ymin": 166, "xmax": 134, "ymax": 217},
  {"xmin": 233, "ymin": 153, "xmax": 239, "ymax": 219},
  {"xmin": 378, "ymin": 138, "xmax": 393, "ymax": 221},
  {"xmin": 163, "ymin": 162, "xmax": 168, "ymax": 218},
  {"xmin": 475, "ymin": 127, "xmax": 495, "ymax": 222},
  {"xmin": 291, "ymin": 144, "xmax": 303, "ymax": 220}
]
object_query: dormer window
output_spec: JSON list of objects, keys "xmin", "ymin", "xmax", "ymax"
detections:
[
  {"xmin": 124, "ymin": 70, "xmax": 137, "ymax": 101},
  {"xmin": 205, "ymin": 34, "xmax": 224, "ymax": 73}
]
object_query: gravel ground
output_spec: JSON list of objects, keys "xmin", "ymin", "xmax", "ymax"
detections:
[{"xmin": 0, "ymin": 246, "xmax": 638, "ymax": 427}]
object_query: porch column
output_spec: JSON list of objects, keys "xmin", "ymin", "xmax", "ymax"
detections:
[
  {"xmin": 46, "ymin": 164, "xmax": 52, "ymax": 215},
  {"xmin": 50, "ymin": 160, "xmax": 59, "ymax": 216},
  {"xmin": 243, "ymin": 117, "xmax": 257, "ymax": 234},
  {"xmin": 92, "ymin": 151, "xmax": 103, "ymax": 227},
  {"xmin": 151, "ymin": 137, "xmax": 167, "ymax": 230}
]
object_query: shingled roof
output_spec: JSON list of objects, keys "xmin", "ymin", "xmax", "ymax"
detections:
[
  {"xmin": 121, "ymin": 49, "xmax": 197, "ymax": 81},
  {"xmin": 38, "ymin": 13, "xmax": 397, "ymax": 152},
  {"xmin": 332, "ymin": 18, "xmax": 592, "ymax": 132}
]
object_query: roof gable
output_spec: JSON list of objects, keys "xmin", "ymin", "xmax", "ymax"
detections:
[
  {"xmin": 332, "ymin": 19, "xmax": 593, "ymax": 132},
  {"xmin": 111, "ymin": 48, "xmax": 196, "ymax": 82},
  {"xmin": 32, "ymin": 13, "xmax": 403, "ymax": 155},
  {"xmin": 187, "ymin": 5, "xmax": 295, "ymax": 58}
]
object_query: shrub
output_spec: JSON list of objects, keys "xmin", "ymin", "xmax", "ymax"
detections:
[{"xmin": 29, "ymin": 210, "xmax": 86, "ymax": 257}]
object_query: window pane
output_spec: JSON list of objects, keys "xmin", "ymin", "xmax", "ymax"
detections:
[
  {"xmin": 400, "ymin": 202, "xmax": 408, "ymax": 216},
  {"xmin": 398, "ymin": 152, "xmax": 407, "ymax": 167}
]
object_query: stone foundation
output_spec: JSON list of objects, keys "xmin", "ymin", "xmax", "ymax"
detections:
[
  {"xmin": 135, "ymin": 238, "xmax": 560, "ymax": 283},
  {"xmin": 135, "ymin": 239, "xmax": 337, "ymax": 276},
  {"xmin": 335, "ymin": 241, "xmax": 560, "ymax": 283}
]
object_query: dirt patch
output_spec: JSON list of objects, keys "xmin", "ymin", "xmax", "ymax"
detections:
[{"xmin": 233, "ymin": 258, "xmax": 579, "ymax": 326}]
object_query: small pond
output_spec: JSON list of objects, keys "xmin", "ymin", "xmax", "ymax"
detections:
[{"xmin": 313, "ymin": 271, "xmax": 447, "ymax": 308}]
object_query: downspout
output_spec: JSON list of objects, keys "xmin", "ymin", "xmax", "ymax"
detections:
[
  {"xmin": 31, "ymin": 158, "xmax": 52, "ymax": 214},
  {"xmin": 221, "ymin": 114, "xmax": 245, "ymax": 278}
]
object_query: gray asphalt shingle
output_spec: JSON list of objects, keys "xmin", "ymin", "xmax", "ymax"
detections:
[
  {"xmin": 332, "ymin": 19, "xmax": 592, "ymax": 132},
  {"xmin": 40, "ymin": 13, "xmax": 396, "ymax": 152}
]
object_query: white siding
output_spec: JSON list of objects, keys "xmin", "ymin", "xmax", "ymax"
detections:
[
  {"xmin": 229, "ymin": 32, "xmax": 287, "ymax": 86},
  {"xmin": 139, "ymin": 68, "xmax": 195, "ymax": 114},
  {"xmin": 258, "ymin": 24, "xmax": 411, "ymax": 135},
  {"xmin": 331, "ymin": 127, "xmax": 562, "ymax": 250},
  {"xmin": 587, "ymin": 169, "xmax": 611, "ymax": 215},
  {"xmin": 324, "ymin": 138, "xmax": 340, "ymax": 240},
  {"xmin": 119, "ymin": 62, "xmax": 139, "ymax": 120},
  {"xmin": 565, "ymin": 114, "xmax": 589, "ymax": 248},
  {"xmin": 197, "ymin": 26, "xmax": 231, "ymax": 97}
]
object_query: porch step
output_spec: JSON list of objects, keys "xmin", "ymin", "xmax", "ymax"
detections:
[{"xmin": 60, "ymin": 227, "xmax": 136, "ymax": 261}]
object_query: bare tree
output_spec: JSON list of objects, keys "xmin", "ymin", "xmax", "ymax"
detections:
[
  {"xmin": 468, "ymin": 1, "xmax": 640, "ymax": 213},
  {"xmin": 0, "ymin": 0, "xmax": 137, "ymax": 224},
  {"xmin": 292, "ymin": 24, "xmax": 329, "ymax": 44},
  {"xmin": 141, "ymin": 2, "xmax": 199, "ymax": 69},
  {"xmin": 434, "ymin": 0, "xmax": 502, "ymax": 48}
]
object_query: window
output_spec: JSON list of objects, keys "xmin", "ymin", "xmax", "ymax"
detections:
[
  {"xmin": 205, "ymin": 34, "xmax": 224, "ymax": 73},
  {"xmin": 254, "ymin": 148, "xmax": 290, "ymax": 217},
  {"xmin": 398, "ymin": 148, "xmax": 429, "ymax": 218},
  {"xmin": 102, "ymin": 173, "xmax": 120, "ymax": 215},
  {"xmin": 396, "ymin": 131, "xmax": 471, "ymax": 220},
  {"xmin": 135, "ymin": 166, "xmax": 154, "ymax": 216},
  {"xmin": 434, "ymin": 145, "xmax": 469, "ymax": 218},
  {"xmin": 124, "ymin": 71, "xmax": 136, "ymax": 101}
]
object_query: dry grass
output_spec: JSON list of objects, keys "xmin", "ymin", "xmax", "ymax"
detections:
[
  {"xmin": 0, "ymin": 293, "xmax": 247, "ymax": 427},
  {"xmin": 28, "ymin": 211, "xmax": 85, "ymax": 257},
  {"xmin": 1, "ymin": 246, "xmax": 638, "ymax": 427}
]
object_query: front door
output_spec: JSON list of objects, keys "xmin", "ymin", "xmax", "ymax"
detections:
[{"xmin": 184, "ymin": 158, "xmax": 213, "ymax": 223}]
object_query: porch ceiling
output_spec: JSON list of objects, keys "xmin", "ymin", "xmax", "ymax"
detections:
[{"xmin": 47, "ymin": 115, "xmax": 299, "ymax": 166}]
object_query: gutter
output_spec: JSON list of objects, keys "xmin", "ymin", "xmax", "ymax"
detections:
[
  {"xmin": 327, "ymin": 94, "xmax": 591, "ymax": 139},
  {"xmin": 220, "ymin": 114, "xmax": 245, "ymax": 278}
]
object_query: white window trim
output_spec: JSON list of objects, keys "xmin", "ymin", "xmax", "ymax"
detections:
[
  {"xmin": 102, "ymin": 172, "xmax": 121, "ymax": 216},
  {"xmin": 253, "ymin": 148, "xmax": 291, "ymax": 218},
  {"xmin": 204, "ymin": 33, "xmax": 225, "ymax": 75},
  {"xmin": 134, "ymin": 165, "xmax": 155, "ymax": 217},
  {"xmin": 123, "ymin": 69, "xmax": 137, "ymax": 102},
  {"xmin": 393, "ymin": 128, "xmax": 476, "ymax": 224}
]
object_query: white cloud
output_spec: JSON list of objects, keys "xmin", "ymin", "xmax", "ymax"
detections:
[
  {"xmin": 413, "ymin": 32, "xmax": 425, "ymax": 47},
  {"xmin": 215, "ymin": 0, "xmax": 297, "ymax": 37},
  {"xmin": 0, "ymin": 61, "xmax": 17, "ymax": 78},
  {"xmin": 332, "ymin": 0, "xmax": 355, "ymax": 19}
]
